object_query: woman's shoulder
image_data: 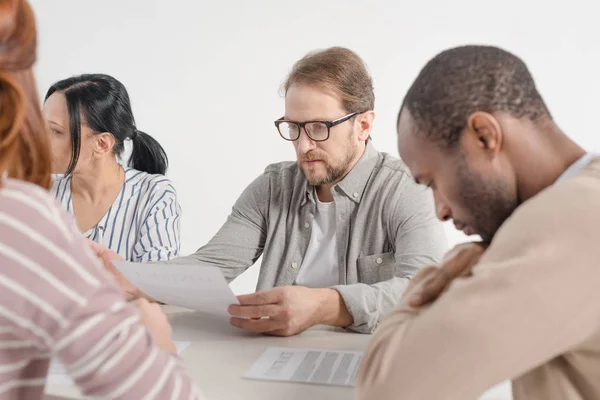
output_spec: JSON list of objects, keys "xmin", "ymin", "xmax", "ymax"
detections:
[
  {"xmin": 0, "ymin": 179, "xmax": 121, "ymax": 314},
  {"xmin": 124, "ymin": 168, "xmax": 178, "ymax": 198},
  {"xmin": 1, "ymin": 178, "xmax": 56, "ymax": 209},
  {"xmin": 0, "ymin": 178, "xmax": 78, "ymax": 240}
]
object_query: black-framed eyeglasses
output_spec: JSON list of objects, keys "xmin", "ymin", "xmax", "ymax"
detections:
[{"xmin": 274, "ymin": 112, "xmax": 362, "ymax": 142}]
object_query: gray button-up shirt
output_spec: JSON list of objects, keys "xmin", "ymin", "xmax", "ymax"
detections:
[{"xmin": 169, "ymin": 142, "xmax": 447, "ymax": 333}]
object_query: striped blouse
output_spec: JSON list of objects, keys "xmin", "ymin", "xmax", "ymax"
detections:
[
  {"xmin": 51, "ymin": 167, "xmax": 181, "ymax": 262},
  {"xmin": 0, "ymin": 178, "xmax": 202, "ymax": 399}
]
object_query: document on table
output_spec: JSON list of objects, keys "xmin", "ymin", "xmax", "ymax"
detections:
[
  {"xmin": 47, "ymin": 341, "xmax": 191, "ymax": 387},
  {"xmin": 113, "ymin": 261, "xmax": 239, "ymax": 316},
  {"xmin": 243, "ymin": 347, "xmax": 363, "ymax": 387}
]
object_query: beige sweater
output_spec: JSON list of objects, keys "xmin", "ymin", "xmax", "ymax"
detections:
[{"xmin": 357, "ymin": 157, "xmax": 600, "ymax": 400}]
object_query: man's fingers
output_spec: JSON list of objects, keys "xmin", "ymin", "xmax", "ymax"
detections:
[
  {"xmin": 443, "ymin": 242, "xmax": 486, "ymax": 266},
  {"xmin": 228, "ymin": 304, "xmax": 280, "ymax": 319},
  {"xmin": 410, "ymin": 243, "xmax": 487, "ymax": 307},
  {"xmin": 408, "ymin": 272, "xmax": 439, "ymax": 306},
  {"xmin": 440, "ymin": 249, "xmax": 473, "ymax": 277},
  {"xmin": 415, "ymin": 270, "xmax": 452, "ymax": 305},
  {"xmin": 406, "ymin": 266, "xmax": 439, "ymax": 306},
  {"xmin": 265, "ymin": 329, "xmax": 296, "ymax": 337},
  {"xmin": 413, "ymin": 256, "xmax": 475, "ymax": 306},
  {"xmin": 229, "ymin": 316, "xmax": 283, "ymax": 333},
  {"xmin": 422, "ymin": 245, "xmax": 481, "ymax": 291},
  {"xmin": 409, "ymin": 266, "xmax": 439, "ymax": 286},
  {"xmin": 458, "ymin": 265, "xmax": 474, "ymax": 277},
  {"xmin": 237, "ymin": 289, "xmax": 281, "ymax": 306},
  {"xmin": 434, "ymin": 244, "xmax": 483, "ymax": 283}
]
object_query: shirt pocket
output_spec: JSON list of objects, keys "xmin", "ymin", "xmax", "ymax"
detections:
[{"xmin": 356, "ymin": 251, "xmax": 396, "ymax": 285}]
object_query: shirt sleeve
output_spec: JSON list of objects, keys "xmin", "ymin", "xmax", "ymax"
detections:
[
  {"xmin": 164, "ymin": 172, "xmax": 269, "ymax": 281},
  {"xmin": 356, "ymin": 178, "xmax": 600, "ymax": 400},
  {"xmin": 133, "ymin": 184, "xmax": 182, "ymax": 262},
  {"xmin": 333, "ymin": 176, "xmax": 447, "ymax": 333}
]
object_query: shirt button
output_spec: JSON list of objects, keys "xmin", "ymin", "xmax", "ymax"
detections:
[
  {"xmin": 376, "ymin": 257, "xmax": 383, "ymax": 264},
  {"xmin": 353, "ymin": 192, "xmax": 359, "ymax": 198},
  {"xmin": 304, "ymin": 222, "xmax": 310, "ymax": 229},
  {"xmin": 291, "ymin": 262, "xmax": 298, "ymax": 269},
  {"xmin": 98, "ymin": 226, "xmax": 104, "ymax": 231}
]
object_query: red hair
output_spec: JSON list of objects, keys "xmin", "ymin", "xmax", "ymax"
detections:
[{"xmin": 0, "ymin": 0, "xmax": 51, "ymax": 189}]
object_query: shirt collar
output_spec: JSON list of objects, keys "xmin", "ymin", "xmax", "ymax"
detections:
[
  {"xmin": 555, "ymin": 153, "xmax": 597, "ymax": 185},
  {"xmin": 301, "ymin": 141, "xmax": 380, "ymax": 206}
]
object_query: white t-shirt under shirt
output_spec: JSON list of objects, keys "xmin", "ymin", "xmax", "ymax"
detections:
[{"xmin": 294, "ymin": 190, "xmax": 339, "ymax": 288}]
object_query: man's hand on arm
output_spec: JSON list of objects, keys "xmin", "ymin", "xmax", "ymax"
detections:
[
  {"xmin": 407, "ymin": 241, "xmax": 487, "ymax": 307},
  {"xmin": 227, "ymin": 286, "xmax": 353, "ymax": 336}
]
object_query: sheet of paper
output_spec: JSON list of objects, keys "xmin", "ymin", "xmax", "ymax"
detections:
[
  {"xmin": 113, "ymin": 261, "xmax": 239, "ymax": 316},
  {"xmin": 243, "ymin": 347, "xmax": 363, "ymax": 387},
  {"xmin": 47, "ymin": 341, "xmax": 191, "ymax": 387}
]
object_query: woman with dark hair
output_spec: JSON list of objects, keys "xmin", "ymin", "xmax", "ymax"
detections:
[
  {"xmin": 0, "ymin": 0, "xmax": 201, "ymax": 398},
  {"xmin": 42, "ymin": 74, "xmax": 181, "ymax": 262}
]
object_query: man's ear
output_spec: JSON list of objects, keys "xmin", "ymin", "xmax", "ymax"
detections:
[
  {"xmin": 466, "ymin": 111, "xmax": 503, "ymax": 155},
  {"xmin": 357, "ymin": 110, "xmax": 375, "ymax": 141}
]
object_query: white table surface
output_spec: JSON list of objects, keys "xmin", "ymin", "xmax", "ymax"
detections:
[{"xmin": 45, "ymin": 306, "xmax": 512, "ymax": 400}]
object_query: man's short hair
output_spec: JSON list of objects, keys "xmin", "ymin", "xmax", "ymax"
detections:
[
  {"xmin": 283, "ymin": 47, "xmax": 375, "ymax": 114},
  {"xmin": 401, "ymin": 45, "xmax": 551, "ymax": 147}
]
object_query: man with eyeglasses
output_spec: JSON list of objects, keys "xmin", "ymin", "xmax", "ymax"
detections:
[{"xmin": 98, "ymin": 47, "xmax": 447, "ymax": 336}]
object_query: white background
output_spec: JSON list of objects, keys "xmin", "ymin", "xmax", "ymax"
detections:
[{"xmin": 29, "ymin": 0, "xmax": 600, "ymax": 295}]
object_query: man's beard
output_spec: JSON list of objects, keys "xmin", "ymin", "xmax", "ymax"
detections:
[
  {"xmin": 455, "ymin": 156, "xmax": 519, "ymax": 242},
  {"xmin": 299, "ymin": 140, "xmax": 358, "ymax": 187}
]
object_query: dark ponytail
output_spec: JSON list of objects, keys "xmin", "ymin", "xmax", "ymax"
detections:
[
  {"xmin": 130, "ymin": 129, "xmax": 168, "ymax": 175},
  {"xmin": 44, "ymin": 74, "xmax": 168, "ymax": 175}
]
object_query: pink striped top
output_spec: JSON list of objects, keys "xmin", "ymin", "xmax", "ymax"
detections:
[{"xmin": 0, "ymin": 178, "xmax": 203, "ymax": 399}]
